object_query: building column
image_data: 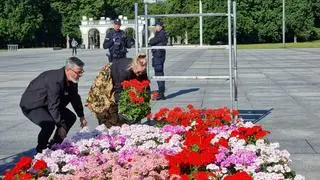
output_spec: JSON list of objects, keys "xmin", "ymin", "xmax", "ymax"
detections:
[
  {"xmin": 138, "ymin": 30, "xmax": 143, "ymax": 48},
  {"xmin": 81, "ymin": 34, "xmax": 88, "ymax": 49},
  {"xmin": 100, "ymin": 33, "xmax": 106, "ymax": 49}
]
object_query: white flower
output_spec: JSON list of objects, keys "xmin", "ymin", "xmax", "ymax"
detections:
[
  {"xmin": 95, "ymin": 124, "xmax": 107, "ymax": 132},
  {"xmin": 221, "ymin": 167, "xmax": 228, "ymax": 174},
  {"xmin": 270, "ymin": 142, "xmax": 280, "ymax": 149},
  {"xmin": 80, "ymin": 126, "xmax": 90, "ymax": 132},
  {"xmin": 253, "ymin": 172, "xmax": 285, "ymax": 180},
  {"xmin": 284, "ymin": 165, "xmax": 291, "ymax": 172},
  {"xmin": 256, "ymin": 139, "xmax": 265, "ymax": 147},
  {"xmin": 47, "ymin": 162, "xmax": 59, "ymax": 173},
  {"xmin": 61, "ymin": 163, "xmax": 76, "ymax": 173},
  {"xmin": 294, "ymin": 175, "xmax": 305, "ymax": 180},
  {"xmin": 190, "ymin": 121, "xmax": 197, "ymax": 126},
  {"xmin": 243, "ymin": 121, "xmax": 254, "ymax": 127},
  {"xmin": 206, "ymin": 164, "xmax": 219, "ymax": 171}
]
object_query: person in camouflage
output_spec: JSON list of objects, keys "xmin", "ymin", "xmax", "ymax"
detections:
[
  {"xmin": 86, "ymin": 63, "xmax": 119, "ymax": 127},
  {"xmin": 86, "ymin": 54, "xmax": 149, "ymax": 128}
]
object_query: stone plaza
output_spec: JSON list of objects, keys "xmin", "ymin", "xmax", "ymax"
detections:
[{"xmin": 0, "ymin": 47, "xmax": 320, "ymax": 179}]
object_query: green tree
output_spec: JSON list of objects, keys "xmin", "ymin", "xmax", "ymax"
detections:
[
  {"xmin": 0, "ymin": 0, "xmax": 43, "ymax": 46},
  {"xmin": 287, "ymin": 0, "xmax": 314, "ymax": 42}
]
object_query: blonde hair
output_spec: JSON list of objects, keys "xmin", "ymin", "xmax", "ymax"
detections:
[{"xmin": 128, "ymin": 53, "xmax": 147, "ymax": 69}]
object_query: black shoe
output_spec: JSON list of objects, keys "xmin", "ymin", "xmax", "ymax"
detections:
[
  {"xmin": 36, "ymin": 144, "xmax": 47, "ymax": 153},
  {"xmin": 157, "ymin": 93, "xmax": 166, "ymax": 100},
  {"xmin": 47, "ymin": 139, "xmax": 57, "ymax": 149}
]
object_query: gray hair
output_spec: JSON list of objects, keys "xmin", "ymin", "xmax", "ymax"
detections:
[{"xmin": 66, "ymin": 57, "xmax": 85, "ymax": 69}]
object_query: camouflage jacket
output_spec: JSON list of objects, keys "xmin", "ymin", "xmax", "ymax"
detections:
[{"xmin": 86, "ymin": 63, "xmax": 118, "ymax": 125}]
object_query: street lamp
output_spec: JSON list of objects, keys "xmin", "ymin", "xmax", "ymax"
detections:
[{"xmin": 282, "ymin": 0, "xmax": 285, "ymax": 47}]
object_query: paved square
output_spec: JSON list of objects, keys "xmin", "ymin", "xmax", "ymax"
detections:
[{"xmin": 1, "ymin": 48, "xmax": 320, "ymax": 179}]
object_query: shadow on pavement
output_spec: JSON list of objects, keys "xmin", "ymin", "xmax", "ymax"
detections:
[
  {"xmin": 165, "ymin": 88, "xmax": 200, "ymax": 99},
  {"xmin": 0, "ymin": 148, "xmax": 36, "ymax": 175},
  {"xmin": 239, "ymin": 108, "xmax": 273, "ymax": 123}
]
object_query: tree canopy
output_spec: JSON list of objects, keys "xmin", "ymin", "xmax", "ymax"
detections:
[{"xmin": 0, "ymin": 0, "xmax": 319, "ymax": 48}]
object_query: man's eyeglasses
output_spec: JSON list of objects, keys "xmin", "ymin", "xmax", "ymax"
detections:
[{"xmin": 70, "ymin": 68, "xmax": 84, "ymax": 76}]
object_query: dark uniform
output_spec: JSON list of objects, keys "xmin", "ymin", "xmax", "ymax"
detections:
[
  {"xmin": 149, "ymin": 22, "xmax": 168, "ymax": 99},
  {"xmin": 103, "ymin": 19, "xmax": 132, "ymax": 62},
  {"xmin": 20, "ymin": 67, "xmax": 84, "ymax": 152}
]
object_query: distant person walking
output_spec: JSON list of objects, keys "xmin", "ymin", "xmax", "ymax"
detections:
[{"xmin": 71, "ymin": 38, "xmax": 78, "ymax": 56}]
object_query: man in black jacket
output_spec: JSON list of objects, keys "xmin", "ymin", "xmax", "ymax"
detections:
[
  {"xmin": 149, "ymin": 22, "xmax": 168, "ymax": 100},
  {"xmin": 20, "ymin": 57, "xmax": 88, "ymax": 153},
  {"xmin": 103, "ymin": 19, "xmax": 132, "ymax": 62}
]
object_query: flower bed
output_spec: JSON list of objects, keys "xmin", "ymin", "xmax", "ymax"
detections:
[{"xmin": 4, "ymin": 105, "xmax": 304, "ymax": 180}]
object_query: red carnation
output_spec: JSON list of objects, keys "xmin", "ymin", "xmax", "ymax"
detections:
[
  {"xmin": 19, "ymin": 172, "xmax": 33, "ymax": 180},
  {"xmin": 33, "ymin": 160, "xmax": 47, "ymax": 171},
  {"xmin": 15, "ymin": 156, "xmax": 33, "ymax": 171},
  {"xmin": 224, "ymin": 171, "xmax": 252, "ymax": 180}
]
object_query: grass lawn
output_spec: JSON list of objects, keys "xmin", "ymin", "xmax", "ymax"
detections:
[{"xmin": 237, "ymin": 41, "xmax": 320, "ymax": 49}]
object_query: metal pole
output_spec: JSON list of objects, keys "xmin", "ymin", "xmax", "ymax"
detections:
[
  {"xmin": 141, "ymin": 13, "xmax": 228, "ymax": 18},
  {"xmin": 233, "ymin": 1, "xmax": 238, "ymax": 107},
  {"xmin": 282, "ymin": 0, "xmax": 285, "ymax": 47},
  {"xmin": 134, "ymin": 3, "xmax": 139, "ymax": 55},
  {"xmin": 144, "ymin": 4, "xmax": 151, "ymax": 76},
  {"xmin": 228, "ymin": 0, "xmax": 234, "ymax": 110},
  {"xmin": 199, "ymin": 0, "xmax": 203, "ymax": 46}
]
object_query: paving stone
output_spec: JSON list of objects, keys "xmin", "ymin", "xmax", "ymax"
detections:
[{"xmin": 1, "ymin": 48, "xmax": 320, "ymax": 177}]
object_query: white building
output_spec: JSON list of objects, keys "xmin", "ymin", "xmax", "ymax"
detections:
[{"xmin": 79, "ymin": 16, "xmax": 151, "ymax": 49}]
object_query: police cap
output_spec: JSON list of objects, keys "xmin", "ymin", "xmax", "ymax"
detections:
[
  {"xmin": 113, "ymin": 19, "xmax": 121, "ymax": 25},
  {"xmin": 153, "ymin": 22, "xmax": 164, "ymax": 27}
]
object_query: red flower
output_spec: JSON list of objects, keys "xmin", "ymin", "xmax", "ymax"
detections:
[
  {"xmin": 146, "ymin": 112, "xmax": 152, "ymax": 119},
  {"xmin": 255, "ymin": 130, "xmax": 269, "ymax": 139},
  {"xmin": 19, "ymin": 173, "xmax": 33, "ymax": 180},
  {"xmin": 218, "ymin": 138, "xmax": 229, "ymax": 148},
  {"xmin": 33, "ymin": 160, "xmax": 47, "ymax": 171},
  {"xmin": 15, "ymin": 156, "xmax": 33, "ymax": 171},
  {"xmin": 4, "ymin": 170, "xmax": 15, "ymax": 180},
  {"xmin": 122, "ymin": 79, "xmax": 150, "ymax": 92},
  {"xmin": 193, "ymin": 171, "xmax": 216, "ymax": 179},
  {"xmin": 232, "ymin": 109, "xmax": 239, "ymax": 116},
  {"xmin": 187, "ymin": 104, "xmax": 194, "ymax": 109},
  {"xmin": 224, "ymin": 171, "xmax": 252, "ymax": 180},
  {"xmin": 223, "ymin": 115, "xmax": 232, "ymax": 122},
  {"xmin": 121, "ymin": 81, "xmax": 130, "ymax": 88}
]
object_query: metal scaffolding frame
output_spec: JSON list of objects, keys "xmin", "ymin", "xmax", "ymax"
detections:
[{"xmin": 134, "ymin": 0, "xmax": 238, "ymax": 109}]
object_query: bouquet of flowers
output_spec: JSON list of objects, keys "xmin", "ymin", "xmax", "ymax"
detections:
[{"xmin": 118, "ymin": 79, "xmax": 151, "ymax": 123}]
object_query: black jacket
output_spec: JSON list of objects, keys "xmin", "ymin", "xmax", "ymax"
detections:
[
  {"xmin": 20, "ymin": 67, "xmax": 84, "ymax": 125},
  {"xmin": 149, "ymin": 29, "xmax": 168, "ymax": 58},
  {"xmin": 103, "ymin": 29, "xmax": 132, "ymax": 59},
  {"xmin": 111, "ymin": 58, "xmax": 149, "ymax": 103}
]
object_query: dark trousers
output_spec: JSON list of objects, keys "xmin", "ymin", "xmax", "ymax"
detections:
[
  {"xmin": 108, "ymin": 54, "xmax": 126, "ymax": 63},
  {"xmin": 72, "ymin": 47, "xmax": 77, "ymax": 56},
  {"xmin": 22, "ymin": 107, "xmax": 76, "ymax": 152},
  {"xmin": 153, "ymin": 57, "xmax": 165, "ymax": 94}
]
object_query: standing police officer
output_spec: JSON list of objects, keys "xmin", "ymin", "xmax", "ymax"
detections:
[
  {"xmin": 103, "ymin": 19, "xmax": 132, "ymax": 62},
  {"xmin": 149, "ymin": 22, "xmax": 168, "ymax": 100}
]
